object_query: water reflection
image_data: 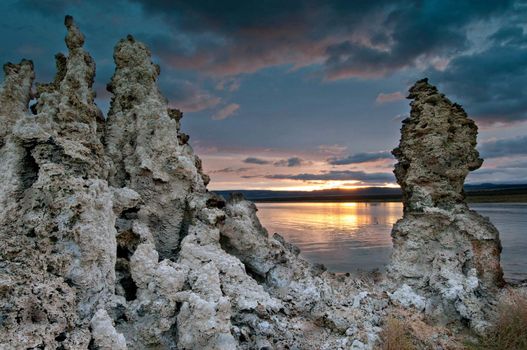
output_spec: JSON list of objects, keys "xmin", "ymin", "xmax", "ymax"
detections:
[
  {"xmin": 255, "ymin": 202, "xmax": 402, "ymax": 273},
  {"xmin": 256, "ymin": 202, "xmax": 527, "ymax": 281}
]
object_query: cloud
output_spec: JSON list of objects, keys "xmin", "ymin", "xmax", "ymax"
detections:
[
  {"xmin": 479, "ymin": 135, "xmax": 527, "ymax": 158},
  {"xmin": 161, "ymin": 78, "xmax": 221, "ymax": 112},
  {"xmin": 274, "ymin": 157, "xmax": 310, "ymax": 167},
  {"xmin": 240, "ymin": 175, "xmax": 261, "ymax": 179},
  {"xmin": 212, "ymin": 103, "xmax": 240, "ymax": 120},
  {"xmin": 243, "ymin": 157, "xmax": 270, "ymax": 165},
  {"xmin": 215, "ymin": 77, "xmax": 241, "ymax": 92},
  {"xmin": 328, "ymin": 151, "xmax": 393, "ymax": 165},
  {"xmin": 376, "ymin": 91, "xmax": 405, "ymax": 104},
  {"xmin": 322, "ymin": 1, "xmax": 516, "ymax": 80},
  {"xmin": 500, "ymin": 160, "xmax": 527, "ymax": 168},
  {"xmin": 318, "ymin": 144, "xmax": 348, "ymax": 156},
  {"xmin": 468, "ymin": 166, "xmax": 527, "ymax": 184},
  {"xmin": 132, "ymin": 1, "xmax": 515, "ymax": 78},
  {"xmin": 428, "ymin": 22, "xmax": 527, "ymax": 123},
  {"xmin": 16, "ymin": 0, "xmax": 525, "ymax": 126},
  {"xmin": 263, "ymin": 170, "xmax": 394, "ymax": 182},
  {"xmin": 211, "ymin": 167, "xmax": 252, "ymax": 174},
  {"xmin": 238, "ymin": 156, "xmax": 312, "ymax": 168},
  {"xmin": 127, "ymin": 1, "xmax": 526, "ymax": 125}
]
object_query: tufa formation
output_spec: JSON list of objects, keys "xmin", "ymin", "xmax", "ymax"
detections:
[
  {"xmin": 389, "ymin": 79, "xmax": 505, "ymax": 331},
  {"xmin": 0, "ymin": 16, "xmax": 384, "ymax": 350},
  {"xmin": 0, "ymin": 17, "xmax": 509, "ymax": 350}
]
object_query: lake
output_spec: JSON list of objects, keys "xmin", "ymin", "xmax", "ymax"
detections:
[{"xmin": 255, "ymin": 202, "xmax": 527, "ymax": 282}]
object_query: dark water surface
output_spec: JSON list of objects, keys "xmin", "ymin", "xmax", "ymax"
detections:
[{"xmin": 255, "ymin": 202, "xmax": 527, "ymax": 282}]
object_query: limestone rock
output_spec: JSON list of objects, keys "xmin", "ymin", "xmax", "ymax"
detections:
[
  {"xmin": 0, "ymin": 59, "xmax": 35, "ymax": 216},
  {"xmin": 393, "ymin": 78, "xmax": 482, "ymax": 211},
  {"xmin": 388, "ymin": 78, "xmax": 504, "ymax": 331},
  {"xmin": 90, "ymin": 309, "xmax": 127, "ymax": 350},
  {"xmin": 105, "ymin": 34, "xmax": 208, "ymax": 261}
]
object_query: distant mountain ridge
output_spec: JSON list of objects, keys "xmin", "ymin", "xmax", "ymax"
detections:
[{"xmin": 215, "ymin": 183, "xmax": 527, "ymax": 202}]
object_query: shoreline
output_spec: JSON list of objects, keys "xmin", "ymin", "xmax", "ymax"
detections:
[
  {"xmin": 246, "ymin": 194, "xmax": 527, "ymax": 203},
  {"xmin": 215, "ymin": 186, "xmax": 527, "ymax": 203}
]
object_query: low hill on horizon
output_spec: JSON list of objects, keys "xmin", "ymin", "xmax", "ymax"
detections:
[{"xmin": 215, "ymin": 183, "xmax": 527, "ymax": 202}]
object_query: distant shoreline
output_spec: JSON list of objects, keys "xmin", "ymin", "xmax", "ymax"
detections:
[
  {"xmin": 215, "ymin": 186, "xmax": 527, "ymax": 203},
  {"xmin": 250, "ymin": 194, "xmax": 527, "ymax": 203}
]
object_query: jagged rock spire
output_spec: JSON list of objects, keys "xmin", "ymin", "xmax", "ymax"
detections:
[
  {"xmin": 34, "ymin": 15, "xmax": 99, "ymax": 120},
  {"xmin": 392, "ymin": 78, "xmax": 482, "ymax": 212},
  {"xmin": 0, "ymin": 17, "xmax": 120, "ymax": 349},
  {"xmin": 64, "ymin": 15, "xmax": 85, "ymax": 49},
  {"xmin": 105, "ymin": 34, "xmax": 210, "ymax": 260},
  {"xmin": 27, "ymin": 15, "xmax": 107, "ymax": 178},
  {"xmin": 388, "ymin": 79, "xmax": 504, "ymax": 332}
]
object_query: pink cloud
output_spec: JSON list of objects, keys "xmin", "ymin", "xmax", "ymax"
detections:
[
  {"xmin": 212, "ymin": 103, "xmax": 240, "ymax": 120},
  {"xmin": 215, "ymin": 78, "xmax": 241, "ymax": 92},
  {"xmin": 375, "ymin": 91, "xmax": 405, "ymax": 104}
]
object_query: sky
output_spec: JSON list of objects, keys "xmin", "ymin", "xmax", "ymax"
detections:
[{"xmin": 1, "ymin": 0, "xmax": 527, "ymax": 190}]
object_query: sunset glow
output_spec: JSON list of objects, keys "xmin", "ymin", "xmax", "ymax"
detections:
[{"xmin": 257, "ymin": 181, "xmax": 399, "ymax": 192}]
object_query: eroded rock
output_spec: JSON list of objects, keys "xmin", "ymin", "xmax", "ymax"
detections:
[
  {"xmin": 105, "ymin": 19, "xmax": 381, "ymax": 350},
  {"xmin": 388, "ymin": 78, "xmax": 505, "ymax": 331},
  {"xmin": 0, "ymin": 16, "xmax": 116, "ymax": 349}
]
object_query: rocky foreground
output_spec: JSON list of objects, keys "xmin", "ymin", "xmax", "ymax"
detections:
[{"xmin": 0, "ymin": 17, "xmax": 521, "ymax": 350}]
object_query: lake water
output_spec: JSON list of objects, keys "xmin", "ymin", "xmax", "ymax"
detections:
[{"xmin": 255, "ymin": 202, "xmax": 527, "ymax": 282}]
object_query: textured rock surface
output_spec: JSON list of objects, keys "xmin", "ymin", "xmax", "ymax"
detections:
[
  {"xmin": 0, "ymin": 18, "xmax": 508, "ymax": 350},
  {"xmin": 0, "ymin": 16, "xmax": 116, "ymax": 349},
  {"xmin": 0, "ymin": 17, "xmax": 384, "ymax": 350},
  {"xmin": 388, "ymin": 78, "xmax": 505, "ymax": 331}
]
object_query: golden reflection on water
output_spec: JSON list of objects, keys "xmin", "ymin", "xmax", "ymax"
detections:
[
  {"xmin": 255, "ymin": 202, "xmax": 527, "ymax": 280},
  {"xmin": 255, "ymin": 202, "xmax": 403, "ymax": 272}
]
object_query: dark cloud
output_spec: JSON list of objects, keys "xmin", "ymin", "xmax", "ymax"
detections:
[
  {"xmin": 160, "ymin": 77, "xmax": 221, "ymax": 112},
  {"xmin": 127, "ymin": 0, "xmax": 526, "ymax": 125},
  {"xmin": 211, "ymin": 167, "xmax": 252, "ymax": 174},
  {"xmin": 12, "ymin": 0, "xmax": 526, "ymax": 126},
  {"xmin": 428, "ymin": 21, "xmax": 527, "ymax": 123},
  {"xmin": 243, "ymin": 157, "xmax": 270, "ymax": 165},
  {"xmin": 274, "ymin": 157, "xmax": 310, "ymax": 167},
  {"xmin": 479, "ymin": 136, "xmax": 527, "ymax": 158},
  {"xmin": 264, "ymin": 170, "xmax": 394, "ymax": 182},
  {"xmin": 323, "ymin": 2, "xmax": 514, "ymax": 80},
  {"xmin": 131, "ymin": 0, "xmax": 515, "ymax": 78},
  {"xmin": 328, "ymin": 151, "xmax": 393, "ymax": 165}
]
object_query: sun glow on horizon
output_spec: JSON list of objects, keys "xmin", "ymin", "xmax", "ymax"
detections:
[
  {"xmin": 210, "ymin": 180, "xmax": 399, "ymax": 192},
  {"xmin": 266, "ymin": 181, "xmax": 399, "ymax": 191}
]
